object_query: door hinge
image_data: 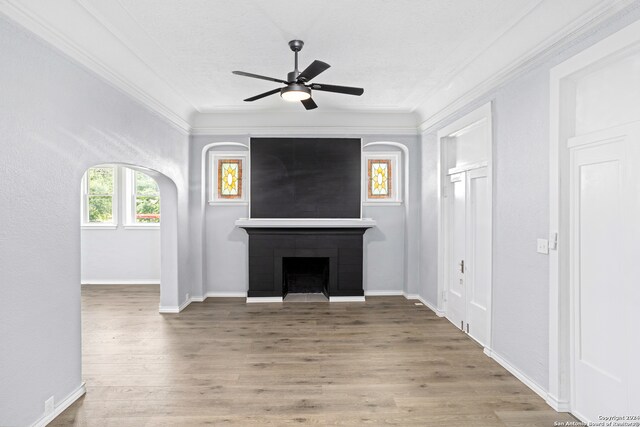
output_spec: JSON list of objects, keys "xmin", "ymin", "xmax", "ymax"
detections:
[
  {"xmin": 466, "ymin": 323, "xmax": 469, "ymax": 334},
  {"xmin": 460, "ymin": 320, "xmax": 464, "ymax": 331}
]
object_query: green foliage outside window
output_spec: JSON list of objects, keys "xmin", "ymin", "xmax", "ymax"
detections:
[
  {"xmin": 87, "ymin": 167, "xmax": 114, "ymax": 223},
  {"xmin": 84, "ymin": 167, "xmax": 160, "ymax": 224},
  {"xmin": 135, "ymin": 171, "xmax": 160, "ymax": 223}
]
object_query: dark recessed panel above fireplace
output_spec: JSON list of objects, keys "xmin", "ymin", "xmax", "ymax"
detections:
[{"xmin": 250, "ymin": 138, "xmax": 361, "ymax": 218}]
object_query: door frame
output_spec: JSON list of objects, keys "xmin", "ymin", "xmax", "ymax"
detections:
[
  {"xmin": 437, "ymin": 102, "xmax": 494, "ymax": 347},
  {"xmin": 548, "ymin": 18, "xmax": 640, "ymax": 413}
]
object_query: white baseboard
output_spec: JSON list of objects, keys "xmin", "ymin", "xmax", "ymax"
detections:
[
  {"xmin": 364, "ymin": 290, "xmax": 404, "ymax": 296},
  {"xmin": 158, "ymin": 297, "xmax": 191, "ymax": 313},
  {"xmin": 246, "ymin": 297, "xmax": 283, "ymax": 303},
  {"xmin": 545, "ymin": 393, "xmax": 571, "ymax": 412},
  {"xmin": 404, "ymin": 293, "xmax": 444, "ymax": 317},
  {"xmin": 81, "ymin": 280, "xmax": 160, "ymax": 285},
  {"xmin": 178, "ymin": 298, "xmax": 192, "ymax": 312},
  {"xmin": 158, "ymin": 305, "xmax": 180, "ymax": 313},
  {"xmin": 483, "ymin": 348, "xmax": 550, "ymax": 403},
  {"xmin": 329, "ymin": 296, "xmax": 366, "ymax": 302},
  {"xmin": 189, "ymin": 292, "xmax": 247, "ymax": 302},
  {"xmin": 31, "ymin": 382, "xmax": 86, "ymax": 427},
  {"xmin": 206, "ymin": 291, "xmax": 247, "ymax": 298}
]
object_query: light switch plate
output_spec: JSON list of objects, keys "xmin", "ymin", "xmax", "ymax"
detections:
[{"xmin": 537, "ymin": 239, "xmax": 549, "ymax": 254}]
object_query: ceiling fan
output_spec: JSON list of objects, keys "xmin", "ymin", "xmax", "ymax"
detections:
[{"xmin": 232, "ymin": 40, "xmax": 364, "ymax": 110}]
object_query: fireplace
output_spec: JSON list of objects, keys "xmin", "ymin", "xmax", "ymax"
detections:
[
  {"xmin": 283, "ymin": 257, "xmax": 329, "ymax": 296},
  {"xmin": 236, "ymin": 220, "xmax": 375, "ymax": 301},
  {"xmin": 237, "ymin": 138, "xmax": 375, "ymax": 302}
]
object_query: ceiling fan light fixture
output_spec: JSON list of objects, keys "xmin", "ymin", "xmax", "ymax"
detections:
[
  {"xmin": 233, "ymin": 40, "xmax": 363, "ymax": 109},
  {"xmin": 280, "ymin": 84, "xmax": 311, "ymax": 102}
]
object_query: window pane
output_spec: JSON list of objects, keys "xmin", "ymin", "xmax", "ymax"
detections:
[
  {"xmin": 368, "ymin": 159, "xmax": 392, "ymax": 198},
  {"xmin": 88, "ymin": 196, "xmax": 113, "ymax": 223},
  {"xmin": 136, "ymin": 196, "xmax": 160, "ymax": 223},
  {"xmin": 217, "ymin": 159, "xmax": 242, "ymax": 198},
  {"xmin": 88, "ymin": 167, "xmax": 114, "ymax": 195},
  {"xmin": 135, "ymin": 171, "xmax": 159, "ymax": 197}
]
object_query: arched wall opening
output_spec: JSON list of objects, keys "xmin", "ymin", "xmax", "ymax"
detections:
[{"xmin": 80, "ymin": 163, "xmax": 179, "ymax": 311}]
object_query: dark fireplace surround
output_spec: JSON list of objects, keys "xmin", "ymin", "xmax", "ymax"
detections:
[{"xmin": 241, "ymin": 227, "xmax": 370, "ymax": 299}]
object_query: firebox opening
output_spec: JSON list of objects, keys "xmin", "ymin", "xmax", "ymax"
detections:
[{"xmin": 283, "ymin": 257, "xmax": 329, "ymax": 297}]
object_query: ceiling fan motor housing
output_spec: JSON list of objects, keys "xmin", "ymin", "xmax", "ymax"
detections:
[{"xmin": 287, "ymin": 70, "xmax": 299, "ymax": 82}]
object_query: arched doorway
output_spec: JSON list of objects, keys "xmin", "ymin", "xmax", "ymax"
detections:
[{"xmin": 80, "ymin": 163, "xmax": 179, "ymax": 310}]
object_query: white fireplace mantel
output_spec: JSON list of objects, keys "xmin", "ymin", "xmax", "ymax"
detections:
[{"xmin": 235, "ymin": 218, "xmax": 376, "ymax": 228}]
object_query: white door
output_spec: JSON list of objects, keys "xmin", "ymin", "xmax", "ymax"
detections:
[
  {"xmin": 446, "ymin": 168, "xmax": 491, "ymax": 346},
  {"xmin": 446, "ymin": 172, "xmax": 466, "ymax": 331},
  {"xmin": 569, "ymin": 123, "xmax": 640, "ymax": 421},
  {"xmin": 466, "ymin": 167, "xmax": 491, "ymax": 345}
]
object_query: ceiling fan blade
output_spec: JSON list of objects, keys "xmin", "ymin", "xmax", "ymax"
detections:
[
  {"xmin": 233, "ymin": 71, "xmax": 288, "ymax": 85},
  {"xmin": 301, "ymin": 98, "xmax": 318, "ymax": 110},
  {"xmin": 310, "ymin": 83, "xmax": 364, "ymax": 96},
  {"xmin": 297, "ymin": 60, "xmax": 330, "ymax": 82},
  {"xmin": 243, "ymin": 88, "xmax": 282, "ymax": 102}
]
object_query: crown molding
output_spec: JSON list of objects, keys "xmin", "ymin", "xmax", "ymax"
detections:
[
  {"xmin": 75, "ymin": 0, "xmax": 199, "ymax": 115},
  {"xmin": 196, "ymin": 105, "xmax": 414, "ymax": 114},
  {"xmin": 401, "ymin": 0, "xmax": 545, "ymax": 110},
  {"xmin": 0, "ymin": 0, "xmax": 193, "ymax": 134},
  {"xmin": 190, "ymin": 110, "xmax": 420, "ymax": 136},
  {"xmin": 416, "ymin": 0, "xmax": 638, "ymax": 133},
  {"xmin": 2, "ymin": 0, "xmax": 635, "ymax": 138},
  {"xmin": 190, "ymin": 126, "xmax": 419, "ymax": 136}
]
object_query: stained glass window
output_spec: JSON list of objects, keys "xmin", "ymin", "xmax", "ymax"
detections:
[
  {"xmin": 368, "ymin": 159, "xmax": 392, "ymax": 199},
  {"xmin": 218, "ymin": 159, "xmax": 242, "ymax": 198}
]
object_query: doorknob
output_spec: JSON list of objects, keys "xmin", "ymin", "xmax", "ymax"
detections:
[{"xmin": 459, "ymin": 260, "xmax": 464, "ymax": 274}]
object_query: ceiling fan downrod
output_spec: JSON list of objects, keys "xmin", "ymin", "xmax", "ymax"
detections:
[{"xmin": 288, "ymin": 39, "xmax": 304, "ymax": 82}]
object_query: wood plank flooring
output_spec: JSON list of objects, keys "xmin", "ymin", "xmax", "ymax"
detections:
[{"xmin": 52, "ymin": 286, "xmax": 575, "ymax": 426}]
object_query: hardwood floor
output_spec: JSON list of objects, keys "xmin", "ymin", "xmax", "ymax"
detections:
[{"xmin": 52, "ymin": 286, "xmax": 575, "ymax": 426}]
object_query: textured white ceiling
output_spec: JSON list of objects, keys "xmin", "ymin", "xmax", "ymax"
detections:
[
  {"xmin": 80, "ymin": 0, "xmax": 536, "ymax": 112},
  {"xmin": 2, "ymin": 0, "xmax": 625, "ymax": 130}
]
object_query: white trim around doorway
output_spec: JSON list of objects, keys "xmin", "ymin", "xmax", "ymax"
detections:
[
  {"xmin": 436, "ymin": 102, "xmax": 494, "ymax": 350},
  {"xmin": 548, "ymin": 17, "xmax": 640, "ymax": 413}
]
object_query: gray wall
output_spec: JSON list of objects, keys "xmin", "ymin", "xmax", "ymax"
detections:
[
  {"xmin": 189, "ymin": 135, "xmax": 420, "ymax": 298},
  {"xmin": 419, "ymin": 4, "xmax": 640, "ymax": 391},
  {"xmin": 0, "ymin": 16, "xmax": 189, "ymax": 426},
  {"xmin": 81, "ymin": 228, "xmax": 161, "ymax": 283},
  {"xmin": 5, "ymin": 2, "xmax": 640, "ymax": 424}
]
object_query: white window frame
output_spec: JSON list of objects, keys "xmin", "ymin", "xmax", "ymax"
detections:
[
  {"xmin": 81, "ymin": 165, "xmax": 117, "ymax": 229},
  {"xmin": 124, "ymin": 168, "xmax": 160, "ymax": 229},
  {"xmin": 362, "ymin": 151, "xmax": 402, "ymax": 205},
  {"xmin": 208, "ymin": 151, "xmax": 249, "ymax": 205}
]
